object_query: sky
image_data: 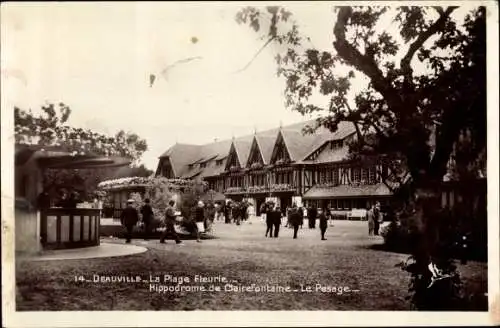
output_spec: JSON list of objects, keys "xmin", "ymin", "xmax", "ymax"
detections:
[{"xmin": 1, "ymin": 2, "xmax": 477, "ymax": 170}]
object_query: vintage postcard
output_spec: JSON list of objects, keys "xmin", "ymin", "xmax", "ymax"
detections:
[{"xmin": 1, "ymin": 1, "xmax": 499, "ymax": 326}]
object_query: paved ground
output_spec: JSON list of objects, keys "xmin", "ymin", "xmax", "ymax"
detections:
[
  {"xmin": 21, "ymin": 243, "xmax": 148, "ymax": 261},
  {"xmin": 15, "ymin": 218, "xmax": 488, "ymax": 311}
]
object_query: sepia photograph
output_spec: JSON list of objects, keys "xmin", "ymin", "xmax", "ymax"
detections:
[{"xmin": 1, "ymin": 1, "xmax": 498, "ymax": 326}]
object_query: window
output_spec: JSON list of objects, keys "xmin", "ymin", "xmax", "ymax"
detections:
[
  {"xmin": 320, "ymin": 170, "xmax": 326, "ymax": 183},
  {"xmin": 361, "ymin": 168, "xmax": 368, "ymax": 183},
  {"xmin": 333, "ymin": 169, "xmax": 339, "ymax": 185},
  {"xmin": 369, "ymin": 167, "xmax": 376, "ymax": 184},
  {"xmin": 200, "ymin": 162, "xmax": 207, "ymax": 168},
  {"xmin": 352, "ymin": 167, "xmax": 361, "ymax": 183},
  {"xmin": 216, "ymin": 159, "xmax": 223, "ymax": 166},
  {"xmin": 331, "ymin": 140, "xmax": 343, "ymax": 149}
]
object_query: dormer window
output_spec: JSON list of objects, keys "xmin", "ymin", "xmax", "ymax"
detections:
[{"xmin": 331, "ymin": 140, "xmax": 343, "ymax": 149}]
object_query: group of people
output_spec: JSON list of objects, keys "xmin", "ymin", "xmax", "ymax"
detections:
[
  {"xmin": 260, "ymin": 202, "xmax": 330, "ymax": 240},
  {"xmin": 217, "ymin": 200, "xmax": 253, "ymax": 225},
  {"xmin": 120, "ymin": 198, "xmax": 224, "ymax": 244}
]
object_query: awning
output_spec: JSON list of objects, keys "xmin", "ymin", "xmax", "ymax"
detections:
[
  {"xmin": 303, "ymin": 183, "xmax": 392, "ymax": 199},
  {"xmin": 37, "ymin": 155, "xmax": 130, "ymax": 169},
  {"xmin": 15, "ymin": 144, "xmax": 131, "ymax": 169}
]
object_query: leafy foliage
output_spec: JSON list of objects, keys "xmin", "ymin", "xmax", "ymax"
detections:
[
  {"xmin": 237, "ymin": 5, "xmax": 486, "ymax": 310},
  {"xmin": 15, "ymin": 103, "xmax": 151, "ymax": 197},
  {"xmin": 15, "ymin": 103, "xmax": 148, "ymax": 163}
]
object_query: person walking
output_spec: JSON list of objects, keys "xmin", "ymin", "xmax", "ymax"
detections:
[
  {"xmin": 272, "ymin": 206, "xmax": 282, "ymax": 238},
  {"xmin": 318, "ymin": 208, "xmax": 328, "ymax": 240},
  {"xmin": 120, "ymin": 199, "xmax": 139, "ymax": 243},
  {"xmin": 194, "ymin": 200, "xmax": 205, "ymax": 242},
  {"xmin": 265, "ymin": 202, "xmax": 274, "ymax": 237},
  {"xmin": 204, "ymin": 201, "xmax": 216, "ymax": 232},
  {"xmin": 366, "ymin": 205, "xmax": 375, "ymax": 236},
  {"xmin": 224, "ymin": 201, "xmax": 231, "ymax": 224},
  {"xmin": 233, "ymin": 202, "xmax": 242, "ymax": 226},
  {"xmin": 140, "ymin": 198, "xmax": 154, "ymax": 240},
  {"xmin": 289, "ymin": 203, "xmax": 302, "ymax": 239},
  {"xmin": 160, "ymin": 200, "xmax": 182, "ymax": 244},
  {"xmin": 373, "ymin": 202, "xmax": 382, "ymax": 235}
]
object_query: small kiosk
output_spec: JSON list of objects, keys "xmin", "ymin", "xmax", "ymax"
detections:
[{"xmin": 15, "ymin": 145, "xmax": 130, "ymax": 254}]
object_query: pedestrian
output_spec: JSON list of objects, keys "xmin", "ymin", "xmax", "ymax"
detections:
[
  {"xmin": 140, "ymin": 198, "xmax": 154, "ymax": 240},
  {"xmin": 205, "ymin": 202, "xmax": 216, "ymax": 232},
  {"xmin": 326, "ymin": 206, "xmax": 333, "ymax": 226},
  {"xmin": 272, "ymin": 206, "xmax": 282, "ymax": 238},
  {"xmin": 160, "ymin": 200, "xmax": 182, "ymax": 244},
  {"xmin": 265, "ymin": 202, "xmax": 274, "ymax": 237},
  {"xmin": 224, "ymin": 201, "xmax": 231, "ymax": 224},
  {"xmin": 298, "ymin": 206, "xmax": 304, "ymax": 229},
  {"xmin": 367, "ymin": 205, "xmax": 375, "ymax": 236},
  {"xmin": 374, "ymin": 202, "xmax": 382, "ymax": 235},
  {"xmin": 260, "ymin": 202, "xmax": 268, "ymax": 222},
  {"xmin": 318, "ymin": 208, "xmax": 328, "ymax": 240},
  {"xmin": 120, "ymin": 199, "xmax": 139, "ymax": 243},
  {"xmin": 289, "ymin": 203, "xmax": 302, "ymax": 239},
  {"xmin": 308, "ymin": 205, "xmax": 317, "ymax": 229},
  {"xmin": 194, "ymin": 200, "xmax": 205, "ymax": 242},
  {"xmin": 233, "ymin": 202, "xmax": 242, "ymax": 226}
]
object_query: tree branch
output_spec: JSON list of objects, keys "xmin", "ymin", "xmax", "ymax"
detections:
[
  {"xmin": 400, "ymin": 7, "xmax": 457, "ymax": 82},
  {"xmin": 333, "ymin": 7, "xmax": 402, "ymax": 111},
  {"xmin": 234, "ymin": 36, "xmax": 276, "ymax": 73}
]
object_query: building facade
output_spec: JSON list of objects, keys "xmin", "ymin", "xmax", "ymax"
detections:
[{"xmin": 155, "ymin": 120, "xmax": 393, "ymax": 215}]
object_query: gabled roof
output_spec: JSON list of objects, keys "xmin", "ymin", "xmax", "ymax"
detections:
[
  {"xmin": 233, "ymin": 138, "xmax": 253, "ymax": 167},
  {"xmin": 283, "ymin": 121, "xmax": 356, "ymax": 162},
  {"xmin": 159, "ymin": 143, "xmax": 201, "ymax": 177},
  {"xmin": 156, "ymin": 119, "xmax": 356, "ymax": 178},
  {"xmin": 255, "ymin": 134, "xmax": 276, "ymax": 164},
  {"xmin": 302, "ymin": 145, "xmax": 350, "ymax": 164}
]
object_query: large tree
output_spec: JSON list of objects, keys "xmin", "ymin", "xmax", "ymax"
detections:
[
  {"xmin": 237, "ymin": 5, "xmax": 486, "ymax": 309},
  {"xmin": 15, "ymin": 103, "xmax": 151, "ymax": 198}
]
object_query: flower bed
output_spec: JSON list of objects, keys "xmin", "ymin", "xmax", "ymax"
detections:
[
  {"xmin": 225, "ymin": 187, "xmax": 246, "ymax": 194},
  {"xmin": 97, "ymin": 176, "xmax": 205, "ymax": 191},
  {"xmin": 247, "ymin": 185, "xmax": 268, "ymax": 193},
  {"xmin": 270, "ymin": 183, "xmax": 294, "ymax": 192}
]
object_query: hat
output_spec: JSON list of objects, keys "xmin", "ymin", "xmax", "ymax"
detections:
[{"xmin": 127, "ymin": 199, "xmax": 135, "ymax": 203}]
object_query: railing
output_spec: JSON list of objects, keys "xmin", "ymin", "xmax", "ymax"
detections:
[
  {"xmin": 113, "ymin": 208, "xmax": 123, "ymax": 219},
  {"xmin": 40, "ymin": 208, "xmax": 101, "ymax": 250},
  {"xmin": 225, "ymin": 187, "xmax": 246, "ymax": 194}
]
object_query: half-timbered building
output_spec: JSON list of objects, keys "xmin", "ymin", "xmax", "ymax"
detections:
[{"xmin": 155, "ymin": 120, "xmax": 393, "ymax": 215}]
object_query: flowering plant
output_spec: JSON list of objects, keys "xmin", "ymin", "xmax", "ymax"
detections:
[
  {"xmin": 247, "ymin": 185, "xmax": 268, "ymax": 193},
  {"xmin": 225, "ymin": 186, "xmax": 246, "ymax": 194},
  {"xmin": 270, "ymin": 183, "xmax": 294, "ymax": 192},
  {"xmin": 229, "ymin": 166, "xmax": 241, "ymax": 172},
  {"xmin": 250, "ymin": 163, "xmax": 263, "ymax": 170}
]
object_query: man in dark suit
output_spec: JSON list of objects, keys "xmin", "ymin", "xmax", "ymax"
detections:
[
  {"xmin": 308, "ymin": 205, "xmax": 317, "ymax": 229},
  {"xmin": 265, "ymin": 203, "xmax": 274, "ymax": 238},
  {"xmin": 272, "ymin": 206, "xmax": 282, "ymax": 238},
  {"xmin": 318, "ymin": 208, "xmax": 328, "ymax": 240},
  {"xmin": 160, "ymin": 200, "xmax": 182, "ymax": 244},
  {"xmin": 288, "ymin": 203, "xmax": 302, "ymax": 239},
  {"xmin": 121, "ymin": 199, "xmax": 139, "ymax": 243}
]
